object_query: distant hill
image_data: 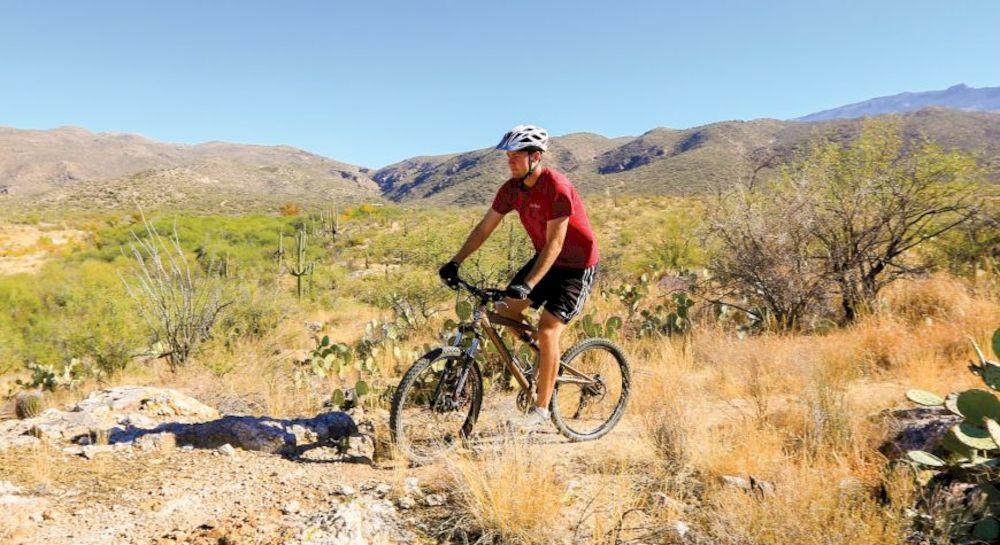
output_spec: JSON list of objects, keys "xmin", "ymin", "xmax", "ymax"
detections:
[
  {"xmin": 373, "ymin": 108, "xmax": 1000, "ymax": 204},
  {"xmin": 0, "ymin": 126, "xmax": 380, "ymax": 211},
  {"xmin": 2, "ymin": 107, "xmax": 998, "ymax": 211},
  {"xmin": 798, "ymin": 84, "xmax": 1000, "ymax": 122}
]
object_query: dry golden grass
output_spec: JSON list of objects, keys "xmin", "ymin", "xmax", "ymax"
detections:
[
  {"xmin": 572, "ymin": 476, "xmax": 646, "ymax": 545},
  {"xmin": 565, "ymin": 274, "xmax": 998, "ymax": 545},
  {"xmin": 0, "ymin": 272, "xmax": 993, "ymax": 544},
  {"xmin": 443, "ymin": 438, "xmax": 567, "ymax": 545},
  {"xmin": 693, "ymin": 460, "xmax": 912, "ymax": 545}
]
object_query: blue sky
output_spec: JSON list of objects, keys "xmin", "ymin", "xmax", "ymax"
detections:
[{"xmin": 1, "ymin": 1, "xmax": 997, "ymax": 167}]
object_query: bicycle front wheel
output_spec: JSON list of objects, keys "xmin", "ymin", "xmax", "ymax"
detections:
[
  {"xmin": 389, "ymin": 347, "xmax": 483, "ymax": 464},
  {"xmin": 550, "ymin": 338, "xmax": 631, "ymax": 441}
]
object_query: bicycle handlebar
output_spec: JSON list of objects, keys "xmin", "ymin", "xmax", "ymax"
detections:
[{"xmin": 452, "ymin": 277, "xmax": 506, "ymax": 303}]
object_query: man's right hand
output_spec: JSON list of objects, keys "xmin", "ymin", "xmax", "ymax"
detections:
[{"xmin": 438, "ymin": 261, "xmax": 460, "ymax": 288}]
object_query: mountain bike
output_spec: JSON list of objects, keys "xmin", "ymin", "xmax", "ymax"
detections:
[{"xmin": 389, "ymin": 276, "xmax": 631, "ymax": 464}]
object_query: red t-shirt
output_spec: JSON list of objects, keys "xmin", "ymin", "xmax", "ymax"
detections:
[{"xmin": 491, "ymin": 168, "xmax": 599, "ymax": 269}]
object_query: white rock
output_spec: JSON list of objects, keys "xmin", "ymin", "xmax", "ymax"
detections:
[
  {"xmin": 283, "ymin": 500, "xmax": 301, "ymax": 514},
  {"xmin": 652, "ymin": 492, "xmax": 688, "ymax": 512},
  {"xmin": 396, "ymin": 496, "xmax": 415, "ymax": 510},
  {"xmin": 217, "ymin": 443, "xmax": 236, "ymax": 456},
  {"xmin": 0, "ymin": 481, "xmax": 20, "ymax": 495},
  {"xmin": 82, "ymin": 445, "xmax": 114, "ymax": 460},
  {"xmin": 403, "ymin": 477, "xmax": 421, "ymax": 497},
  {"xmin": 719, "ymin": 475, "xmax": 751, "ymax": 490},
  {"xmin": 333, "ymin": 484, "xmax": 356, "ymax": 496},
  {"xmin": 566, "ymin": 479, "xmax": 581, "ymax": 496},
  {"xmin": 423, "ymin": 493, "xmax": 446, "ymax": 507}
]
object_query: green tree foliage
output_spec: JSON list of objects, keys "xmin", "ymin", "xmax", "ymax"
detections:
[{"xmin": 706, "ymin": 119, "xmax": 983, "ymax": 328}]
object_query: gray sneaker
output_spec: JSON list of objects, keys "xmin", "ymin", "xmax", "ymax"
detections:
[{"xmin": 507, "ymin": 407, "xmax": 551, "ymax": 434}]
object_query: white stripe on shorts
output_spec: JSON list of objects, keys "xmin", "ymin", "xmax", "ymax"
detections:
[{"xmin": 568, "ymin": 265, "xmax": 597, "ymax": 320}]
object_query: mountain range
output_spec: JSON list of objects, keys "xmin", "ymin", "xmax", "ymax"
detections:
[
  {"xmin": 2, "ymin": 89, "xmax": 999, "ymax": 211},
  {"xmin": 373, "ymin": 107, "xmax": 1000, "ymax": 204},
  {"xmin": 798, "ymin": 83, "xmax": 1000, "ymax": 122}
]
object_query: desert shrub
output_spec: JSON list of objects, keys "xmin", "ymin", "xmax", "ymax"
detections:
[
  {"xmin": 218, "ymin": 284, "xmax": 290, "ymax": 343},
  {"xmin": 278, "ymin": 202, "xmax": 301, "ymax": 216},
  {"xmin": 0, "ymin": 260, "xmax": 144, "ymax": 375},
  {"xmin": 61, "ymin": 262, "xmax": 145, "ymax": 375},
  {"xmin": 705, "ymin": 119, "xmax": 982, "ymax": 329}
]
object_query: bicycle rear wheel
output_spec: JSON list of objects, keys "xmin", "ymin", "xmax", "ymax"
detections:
[
  {"xmin": 550, "ymin": 338, "xmax": 631, "ymax": 441},
  {"xmin": 390, "ymin": 347, "xmax": 483, "ymax": 464}
]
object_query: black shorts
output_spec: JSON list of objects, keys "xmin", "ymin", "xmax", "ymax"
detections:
[{"xmin": 507, "ymin": 255, "xmax": 599, "ymax": 324}]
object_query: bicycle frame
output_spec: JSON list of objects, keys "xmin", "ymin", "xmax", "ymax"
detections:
[{"xmin": 448, "ymin": 297, "xmax": 601, "ymax": 406}]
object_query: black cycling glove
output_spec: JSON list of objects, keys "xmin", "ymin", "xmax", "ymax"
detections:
[
  {"xmin": 505, "ymin": 282, "xmax": 532, "ymax": 300},
  {"xmin": 438, "ymin": 261, "xmax": 460, "ymax": 288}
]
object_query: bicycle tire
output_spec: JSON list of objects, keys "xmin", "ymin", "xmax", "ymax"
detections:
[
  {"xmin": 389, "ymin": 346, "xmax": 483, "ymax": 464},
  {"xmin": 549, "ymin": 337, "xmax": 631, "ymax": 442}
]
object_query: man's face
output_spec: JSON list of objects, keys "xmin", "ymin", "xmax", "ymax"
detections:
[{"xmin": 506, "ymin": 150, "xmax": 537, "ymax": 178}]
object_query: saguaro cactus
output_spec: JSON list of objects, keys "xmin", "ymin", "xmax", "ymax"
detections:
[
  {"xmin": 289, "ymin": 227, "xmax": 315, "ymax": 300},
  {"xmin": 274, "ymin": 230, "xmax": 286, "ymax": 269},
  {"xmin": 319, "ymin": 206, "xmax": 339, "ymax": 240}
]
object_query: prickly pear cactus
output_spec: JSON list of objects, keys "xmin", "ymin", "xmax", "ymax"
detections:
[
  {"xmin": 14, "ymin": 393, "xmax": 42, "ymax": 419},
  {"xmin": 905, "ymin": 328, "xmax": 1000, "ymax": 542}
]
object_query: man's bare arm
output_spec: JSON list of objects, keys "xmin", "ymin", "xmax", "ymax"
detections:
[
  {"xmin": 522, "ymin": 216, "xmax": 569, "ymax": 287},
  {"xmin": 450, "ymin": 209, "xmax": 505, "ymax": 264}
]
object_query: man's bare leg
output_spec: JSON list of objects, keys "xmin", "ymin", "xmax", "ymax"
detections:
[
  {"xmin": 535, "ymin": 310, "xmax": 566, "ymax": 410},
  {"xmin": 496, "ymin": 296, "xmax": 532, "ymax": 325}
]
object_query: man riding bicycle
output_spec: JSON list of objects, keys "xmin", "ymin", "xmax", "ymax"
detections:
[{"xmin": 438, "ymin": 124, "xmax": 600, "ymax": 432}]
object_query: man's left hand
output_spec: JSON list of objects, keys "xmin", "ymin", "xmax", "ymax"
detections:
[{"xmin": 505, "ymin": 282, "xmax": 532, "ymax": 300}]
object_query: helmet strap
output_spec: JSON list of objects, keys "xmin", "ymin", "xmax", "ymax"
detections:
[{"xmin": 519, "ymin": 151, "xmax": 539, "ymax": 186}]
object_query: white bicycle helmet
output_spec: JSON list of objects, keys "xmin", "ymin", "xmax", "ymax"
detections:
[{"xmin": 496, "ymin": 124, "xmax": 549, "ymax": 152}]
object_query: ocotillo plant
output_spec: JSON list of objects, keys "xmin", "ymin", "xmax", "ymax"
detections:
[{"xmin": 289, "ymin": 227, "xmax": 315, "ymax": 300}]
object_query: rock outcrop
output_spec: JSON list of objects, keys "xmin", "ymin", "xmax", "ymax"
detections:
[{"xmin": 0, "ymin": 386, "xmax": 365, "ymax": 460}]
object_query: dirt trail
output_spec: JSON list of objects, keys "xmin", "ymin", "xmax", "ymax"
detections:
[{"xmin": 0, "ymin": 396, "xmax": 637, "ymax": 545}]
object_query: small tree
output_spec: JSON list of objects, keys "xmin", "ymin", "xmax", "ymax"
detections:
[
  {"xmin": 803, "ymin": 121, "xmax": 981, "ymax": 322},
  {"xmin": 121, "ymin": 216, "xmax": 230, "ymax": 371},
  {"xmin": 706, "ymin": 119, "xmax": 981, "ymax": 328}
]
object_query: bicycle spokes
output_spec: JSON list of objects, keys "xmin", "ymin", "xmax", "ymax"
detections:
[
  {"xmin": 555, "ymin": 345, "xmax": 626, "ymax": 436},
  {"xmin": 393, "ymin": 355, "xmax": 482, "ymax": 462}
]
